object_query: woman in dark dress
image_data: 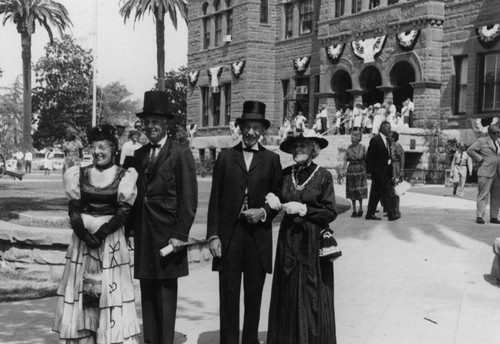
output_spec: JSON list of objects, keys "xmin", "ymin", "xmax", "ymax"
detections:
[
  {"xmin": 267, "ymin": 131, "xmax": 337, "ymax": 344},
  {"xmin": 343, "ymin": 130, "xmax": 368, "ymax": 217}
]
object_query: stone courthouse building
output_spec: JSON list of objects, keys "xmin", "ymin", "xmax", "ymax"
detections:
[{"xmin": 186, "ymin": 0, "xmax": 500, "ymax": 157}]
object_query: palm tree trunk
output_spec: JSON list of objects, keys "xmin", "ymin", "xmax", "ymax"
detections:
[
  {"xmin": 21, "ymin": 31, "xmax": 33, "ymax": 150},
  {"xmin": 156, "ymin": 9, "xmax": 166, "ymax": 91}
]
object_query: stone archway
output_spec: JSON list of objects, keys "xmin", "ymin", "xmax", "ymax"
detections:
[
  {"xmin": 359, "ymin": 66, "xmax": 383, "ymax": 106},
  {"xmin": 330, "ymin": 69, "xmax": 353, "ymax": 108},
  {"xmin": 390, "ymin": 61, "xmax": 416, "ymax": 111}
]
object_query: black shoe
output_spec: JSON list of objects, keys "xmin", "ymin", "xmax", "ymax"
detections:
[
  {"xmin": 365, "ymin": 214, "xmax": 382, "ymax": 220},
  {"xmin": 351, "ymin": 212, "xmax": 357, "ymax": 218},
  {"xmin": 357, "ymin": 210, "xmax": 364, "ymax": 217},
  {"xmin": 476, "ymin": 217, "xmax": 485, "ymax": 224},
  {"xmin": 491, "ymin": 218, "xmax": 500, "ymax": 224},
  {"xmin": 388, "ymin": 214, "xmax": 401, "ymax": 221}
]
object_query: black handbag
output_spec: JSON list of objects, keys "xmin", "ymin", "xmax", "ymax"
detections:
[{"xmin": 319, "ymin": 227, "xmax": 342, "ymax": 260}]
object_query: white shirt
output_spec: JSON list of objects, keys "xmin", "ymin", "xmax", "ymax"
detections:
[
  {"xmin": 379, "ymin": 132, "xmax": 392, "ymax": 165},
  {"xmin": 25, "ymin": 152, "xmax": 33, "ymax": 161},
  {"xmin": 242, "ymin": 142, "xmax": 258, "ymax": 170},
  {"xmin": 150, "ymin": 135, "xmax": 167, "ymax": 159},
  {"xmin": 15, "ymin": 151, "xmax": 24, "ymax": 160}
]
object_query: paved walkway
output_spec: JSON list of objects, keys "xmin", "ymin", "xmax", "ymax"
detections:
[{"xmin": 1, "ymin": 185, "xmax": 500, "ymax": 344}]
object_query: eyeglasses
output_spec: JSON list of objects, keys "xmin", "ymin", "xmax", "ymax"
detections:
[
  {"xmin": 241, "ymin": 124, "xmax": 264, "ymax": 133},
  {"xmin": 89, "ymin": 143, "xmax": 112, "ymax": 151}
]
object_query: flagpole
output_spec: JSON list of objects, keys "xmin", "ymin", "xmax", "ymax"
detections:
[{"xmin": 91, "ymin": 0, "xmax": 98, "ymax": 127}]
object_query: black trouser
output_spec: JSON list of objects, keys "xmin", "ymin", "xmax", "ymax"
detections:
[
  {"xmin": 140, "ymin": 278, "xmax": 178, "ymax": 344},
  {"xmin": 367, "ymin": 175, "xmax": 395, "ymax": 217},
  {"xmin": 25, "ymin": 161, "xmax": 31, "ymax": 174},
  {"xmin": 219, "ymin": 222, "xmax": 267, "ymax": 344}
]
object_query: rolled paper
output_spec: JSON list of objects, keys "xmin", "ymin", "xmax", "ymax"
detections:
[{"xmin": 159, "ymin": 244, "xmax": 174, "ymax": 257}]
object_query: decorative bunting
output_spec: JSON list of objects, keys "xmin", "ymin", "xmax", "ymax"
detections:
[
  {"xmin": 292, "ymin": 56, "xmax": 311, "ymax": 75},
  {"xmin": 207, "ymin": 66, "xmax": 223, "ymax": 93},
  {"xmin": 476, "ymin": 24, "xmax": 500, "ymax": 48},
  {"xmin": 188, "ymin": 70, "xmax": 200, "ymax": 86},
  {"xmin": 351, "ymin": 35, "xmax": 386, "ymax": 64},
  {"xmin": 325, "ymin": 44, "xmax": 345, "ymax": 64},
  {"xmin": 231, "ymin": 60, "xmax": 246, "ymax": 78},
  {"xmin": 396, "ymin": 30, "xmax": 420, "ymax": 51}
]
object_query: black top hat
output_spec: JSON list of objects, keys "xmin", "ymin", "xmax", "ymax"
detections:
[
  {"xmin": 137, "ymin": 91, "xmax": 175, "ymax": 118},
  {"xmin": 235, "ymin": 101, "xmax": 270, "ymax": 129}
]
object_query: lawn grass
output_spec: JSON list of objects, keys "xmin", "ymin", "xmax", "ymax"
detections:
[{"xmin": 0, "ymin": 267, "xmax": 59, "ymax": 303}]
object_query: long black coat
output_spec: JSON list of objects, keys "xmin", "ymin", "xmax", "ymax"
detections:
[
  {"xmin": 366, "ymin": 134, "xmax": 393, "ymax": 179},
  {"xmin": 207, "ymin": 142, "xmax": 283, "ymax": 273},
  {"xmin": 129, "ymin": 139, "xmax": 198, "ymax": 279}
]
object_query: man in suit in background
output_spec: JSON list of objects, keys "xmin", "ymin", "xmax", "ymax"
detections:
[
  {"xmin": 365, "ymin": 121, "xmax": 399, "ymax": 221},
  {"xmin": 128, "ymin": 91, "xmax": 198, "ymax": 344},
  {"xmin": 207, "ymin": 100, "xmax": 283, "ymax": 344},
  {"xmin": 467, "ymin": 123, "xmax": 500, "ymax": 224}
]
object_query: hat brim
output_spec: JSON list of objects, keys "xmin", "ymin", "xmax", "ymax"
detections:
[
  {"xmin": 279, "ymin": 136, "xmax": 329, "ymax": 154},
  {"xmin": 235, "ymin": 117, "xmax": 270, "ymax": 129},
  {"xmin": 137, "ymin": 111, "xmax": 175, "ymax": 118}
]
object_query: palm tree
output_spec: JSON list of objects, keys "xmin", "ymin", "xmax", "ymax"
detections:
[
  {"xmin": 120, "ymin": 0, "xmax": 188, "ymax": 91},
  {"xmin": 0, "ymin": 0, "xmax": 72, "ymax": 150}
]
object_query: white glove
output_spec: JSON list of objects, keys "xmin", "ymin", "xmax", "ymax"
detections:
[
  {"xmin": 265, "ymin": 192, "xmax": 282, "ymax": 211},
  {"xmin": 282, "ymin": 202, "xmax": 307, "ymax": 216}
]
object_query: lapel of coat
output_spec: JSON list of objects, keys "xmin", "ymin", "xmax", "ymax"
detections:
[
  {"xmin": 233, "ymin": 143, "xmax": 248, "ymax": 172},
  {"xmin": 488, "ymin": 137, "xmax": 498, "ymax": 155},
  {"xmin": 148, "ymin": 138, "xmax": 173, "ymax": 181}
]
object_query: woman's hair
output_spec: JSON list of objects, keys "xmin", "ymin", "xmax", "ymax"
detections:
[
  {"xmin": 351, "ymin": 130, "xmax": 362, "ymax": 140},
  {"xmin": 128, "ymin": 130, "xmax": 140, "ymax": 139},
  {"xmin": 391, "ymin": 131, "xmax": 399, "ymax": 142}
]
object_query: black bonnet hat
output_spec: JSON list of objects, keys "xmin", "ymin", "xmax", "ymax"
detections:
[
  {"xmin": 88, "ymin": 124, "xmax": 118, "ymax": 148},
  {"xmin": 235, "ymin": 100, "xmax": 270, "ymax": 129},
  {"xmin": 137, "ymin": 91, "xmax": 175, "ymax": 118}
]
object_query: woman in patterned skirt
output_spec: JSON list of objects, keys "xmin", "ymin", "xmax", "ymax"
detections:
[
  {"xmin": 53, "ymin": 124, "xmax": 140, "ymax": 344},
  {"xmin": 343, "ymin": 130, "xmax": 368, "ymax": 217}
]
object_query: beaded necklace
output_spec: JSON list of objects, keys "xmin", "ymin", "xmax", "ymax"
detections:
[{"xmin": 292, "ymin": 164, "xmax": 320, "ymax": 191}]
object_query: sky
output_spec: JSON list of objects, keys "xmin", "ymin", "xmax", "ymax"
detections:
[{"xmin": 0, "ymin": 0, "xmax": 188, "ymax": 100}]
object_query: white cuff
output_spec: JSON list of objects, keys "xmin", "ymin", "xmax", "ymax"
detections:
[
  {"xmin": 260, "ymin": 208, "xmax": 267, "ymax": 222},
  {"xmin": 299, "ymin": 204, "xmax": 307, "ymax": 217}
]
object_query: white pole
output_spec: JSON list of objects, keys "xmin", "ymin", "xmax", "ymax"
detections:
[{"xmin": 92, "ymin": 0, "xmax": 98, "ymax": 127}]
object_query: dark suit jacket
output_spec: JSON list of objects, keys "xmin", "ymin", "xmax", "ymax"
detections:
[
  {"xmin": 207, "ymin": 142, "xmax": 283, "ymax": 273},
  {"xmin": 366, "ymin": 134, "xmax": 392, "ymax": 179},
  {"xmin": 129, "ymin": 139, "xmax": 198, "ymax": 279}
]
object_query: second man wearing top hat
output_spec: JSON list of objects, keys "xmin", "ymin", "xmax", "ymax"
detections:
[
  {"xmin": 127, "ymin": 90, "xmax": 198, "ymax": 344},
  {"xmin": 207, "ymin": 100, "xmax": 283, "ymax": 344}
]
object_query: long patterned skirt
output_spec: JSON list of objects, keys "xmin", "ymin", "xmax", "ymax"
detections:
[
  {"xmin": 53, "ymin": 216, "xmax": 140, "ymax": 344},
  {"xmin": 346, "ymin": 161, "xmax": 368, "ymax": 200}
]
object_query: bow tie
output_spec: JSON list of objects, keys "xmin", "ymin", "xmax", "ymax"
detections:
[
  {"xmin": 149, "ymin": 143, "xmax": 161, "ymax": 149},
  {"xmin": 243, "ymin": 147, "xmax": 256, "ymax": 153}
]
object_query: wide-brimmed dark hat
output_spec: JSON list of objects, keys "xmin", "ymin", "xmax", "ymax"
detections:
[
  {"xmin": 235, "ymin": 101, "xmax": 270, "ymax": 129},
  {"xmin": 137, "ymin": 91, "xmax": 175, "ymax": 118},
  {"xmin": 280, "ymin": 130, "xmax": 329, "ymax": 154},
  {"xmin": 88, "ymin": 124, "xmax": 118, "ymax": 148}
]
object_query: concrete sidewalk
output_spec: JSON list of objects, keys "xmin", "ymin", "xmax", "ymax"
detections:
[{"xmin": 1, "ymin": 185, "xmax": 500, "ymax": 344}]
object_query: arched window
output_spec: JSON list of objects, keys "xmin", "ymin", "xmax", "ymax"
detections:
[
  {"xmin": 335, "ymin": 0, "xmax": 344, "ymax": 18},
  {"xmin": 202, "ymin": 2, "xmax": 209, "ymax": 15},
  {"xmin": 226, "ymin": 9, "xmax": 233, "ymax": 35},
  {"xmin": 284, "ymin": 3, "xmax": 293, "ymax": 39},
  {"xmin": 225, "ymin": 0, "xmax": 232, "ymax": 8},
  {"xmin": 214, "ymin": 0, "xmax": 221, "ymax": 11}
]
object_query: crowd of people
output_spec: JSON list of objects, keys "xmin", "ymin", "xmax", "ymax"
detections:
[{"xmin": 281, "ymin": 98, "xmax": 414, "ymax": 137}]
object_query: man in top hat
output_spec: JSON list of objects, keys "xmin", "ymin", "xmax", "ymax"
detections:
[
  {"xmin": 207, "ymin": 100, "xmax": 283, "ymax": 344},
  {"xmin": 127, "ymin": 91, "xmax": 198, "ymax": 344}
]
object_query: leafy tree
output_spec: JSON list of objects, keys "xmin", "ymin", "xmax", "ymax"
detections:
[
  {"xmin": 32, "ymin": 35, "xmax": 94, "ymax": 149},
  {"xmin": 99, "ymin": 81, "xmax": 141, "ymax": 127},
  {"xmin": 120, "ymin": 0, "xmax": 187, "ymax": 91},
  {"xmin": 0, "ymin": 0, "xmax": 72, "ymax": 150},
  {"xmin": 163, "ymin": 66, "xmax": 187, "ymax": 141},
  {"xmin": 0, "ymin": 76, "xmax": 23, "ymax": 156}
]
